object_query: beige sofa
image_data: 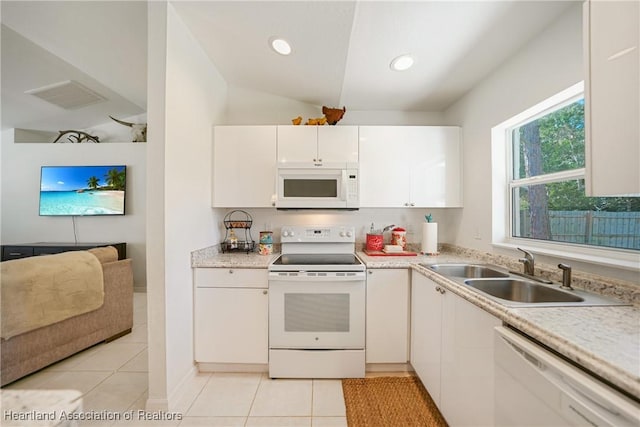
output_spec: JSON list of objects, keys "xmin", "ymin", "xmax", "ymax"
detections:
[{"xmin": 0, "ymin": 247, "xmax": 134, "ymax": 386}]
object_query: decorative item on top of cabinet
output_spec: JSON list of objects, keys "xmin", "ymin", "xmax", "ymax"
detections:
[
  {"xmin": 322, "ymin": 106, "xmax": 346, "ymax": 125},
  {"xmin": 221, "ymin": 210, "xmax": 255, "ymax": 253}
]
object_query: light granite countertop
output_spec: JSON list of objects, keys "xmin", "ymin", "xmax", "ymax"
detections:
[{"xmin": 191, "ymin": 244, "xmax": 640, "ymax": 400}]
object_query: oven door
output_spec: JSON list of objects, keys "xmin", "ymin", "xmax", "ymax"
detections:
[{"xmin": 269, "ymin": 272, "xmax": 365, "ymax": 349}]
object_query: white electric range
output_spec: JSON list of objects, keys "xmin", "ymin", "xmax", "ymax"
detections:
[{"xmin": 268, "ymin": 225, "xmax": 366, "ymax": 378}]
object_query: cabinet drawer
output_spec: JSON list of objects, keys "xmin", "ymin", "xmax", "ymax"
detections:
[
  {"xmin": 194, "ymin": 268, "xmax": 268, "ymax": 288},
  {"xmin": 2, "ymin": 246, "xmax": 34, "ymax": 261}
]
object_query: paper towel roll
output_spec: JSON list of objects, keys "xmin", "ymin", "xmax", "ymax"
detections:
[{"xmin": 421, "ymin": 222, "xmax": 438, "ymax": 255}]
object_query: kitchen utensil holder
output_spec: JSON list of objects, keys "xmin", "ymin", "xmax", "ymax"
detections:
[{"xmin": 221, "ymin": 210, "xmax": 255, "ymax": 253}]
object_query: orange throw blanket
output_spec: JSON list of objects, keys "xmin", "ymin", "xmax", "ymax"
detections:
[{"xmin": 1, "ymin": 251, "xmax": 104, "ymax": 339}]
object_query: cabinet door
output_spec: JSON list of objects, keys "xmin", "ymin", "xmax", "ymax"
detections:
[
  {"xmin": 410, "ymin": 271, "xmax": 443, "ymax": 405},
  {"xmin": 440, "ymin": 290, "xmax": 501, "ymax": 426},
  {"xmin": 213, "ymin": 126, "xmax": 277, "ymax": 207},
  {"xmin": 366, "ymin": 269, "xmax": 409, "ymax": 363},
  {"xmin": 409, "ymin": 127, "xmax": 462, "ymax": 207},
  {"xmin": 277, "ymin": 126, "xmax": 318, "ymax": 162},
  {"xmin": 318, "ymin": 126, "xmax": 359, "ymax": 163},
  {"xmin": 359, "ymin": 126, "xmax": 412, "ymax": 207},
  {"xmin": 194, "ymin": 287, "xmax": 268, "ymax": 364},
  {"xmin": 360, "ymin": 126, "xmax": 462, "ymax": 207},
  {"xmin": 585, "ymin": 0, "xmax": 640, "ymax": 196}
]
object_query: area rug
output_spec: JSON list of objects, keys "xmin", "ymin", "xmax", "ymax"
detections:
[{"xmin": 342, "ymin": 376, "xmax": 448, "ymax": 427}]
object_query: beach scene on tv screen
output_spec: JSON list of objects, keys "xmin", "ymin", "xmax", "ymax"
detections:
[{"xmin": 40, "ymin": 165, "xmax": 126, "ymax": 216}]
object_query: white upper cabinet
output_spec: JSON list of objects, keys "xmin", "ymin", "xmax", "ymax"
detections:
[
  {"xmin": 212, "ymin": 126, "xmax": 277, "ymax": 208},
  {"xmin": 359, "ymin": 126, "xmax": 462, "ymax": 207},
  {"xmin": 277, "ymin": 126, "xmax": 358, "ymax": 164},
  {"xmin": 585, "ymin": 0, "xmax": 640, "ymax": 196}
]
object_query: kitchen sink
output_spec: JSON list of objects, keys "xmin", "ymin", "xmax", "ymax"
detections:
[
  {"xmin": 464, "ymin": 278, "xmax": 583, "ymax": 304},
  {"xmin": 424, "ymin": 263, "xmax": 509, "ymax": 278},
  {"xmin": 424, "ymin": 263, "xmax": 629, "ymax": 307}
]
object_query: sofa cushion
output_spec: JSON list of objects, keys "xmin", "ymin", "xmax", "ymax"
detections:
[{"xmin": 1, "ymin": 251, "xmax": 105, "ymax": 339}]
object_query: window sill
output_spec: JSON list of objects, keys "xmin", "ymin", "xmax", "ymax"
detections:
[{"xmin": 493, "ymin": 240, "xmax": 640, "ymax": 272}]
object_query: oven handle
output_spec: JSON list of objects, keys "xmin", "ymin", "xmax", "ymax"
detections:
[{"xmin": 268, "ymin": 273, "xmax": 365, "ymax": 282}]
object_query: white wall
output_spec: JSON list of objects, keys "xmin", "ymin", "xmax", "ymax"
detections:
[
  {"xmin": 443, "ymin": 4, "xmax": 635, "ymax": 281},
  {"xmin": 145, "ymin": 1, "xmax": 168, "ymax": 410},
  {"xmin": 0, "ymin": 129, "xmax": 147, "ymax": 286},
  {"xmin": 225, "ymin": 85, "xmax": 445, "ymax": 126},
  {"xmin": 146, "ymin": 1, "xmax": 228, "ymax": 410}
]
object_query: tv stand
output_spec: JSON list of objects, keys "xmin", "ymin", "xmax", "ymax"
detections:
[{"xmin": 1, "ymin": 242, "xmax": 126, "ymax": 261}]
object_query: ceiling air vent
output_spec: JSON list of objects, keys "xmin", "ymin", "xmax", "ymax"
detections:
[{"xmin": 25, "ymin": 80, "xmax": 106, "ymax": 109}]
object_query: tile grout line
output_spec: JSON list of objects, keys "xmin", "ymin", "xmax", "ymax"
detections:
[{"xmin": 181, "ymin": 372, "xmax": 214, "ymax": 417}]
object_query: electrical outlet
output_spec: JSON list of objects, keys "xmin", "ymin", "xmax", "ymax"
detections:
[{"xmin": 474, "ymin": 227, "xmax": 482, "ymax": 240}]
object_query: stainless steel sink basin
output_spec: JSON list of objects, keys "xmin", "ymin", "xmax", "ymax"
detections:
[
  {"xmin": 464, "ymin": 278, "xmax": 584, "ymax": 303},
  {"xmin": 425, "ymin": 264, "xmax": 509, "ymax": 278},
  {"xmin": 424, "ymin": 262, "xmax": 629, "ymax": 307}
]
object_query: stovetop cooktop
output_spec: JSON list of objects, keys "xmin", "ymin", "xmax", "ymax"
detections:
[{"xmin": 269, "ymin": 253, "xmax": 365, "ymax": 272}]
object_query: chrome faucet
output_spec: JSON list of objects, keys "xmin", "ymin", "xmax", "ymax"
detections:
[
  {"xmin": 558, "ymin": 263, "xmax": 573, "ymax": 290},
  {"xmin": 509, "ymin": 248, "xmax": 553, "ymax": 284},
  {"xmin": 517, "ymin": 248, "xmax": 535, "ymax": 275}
]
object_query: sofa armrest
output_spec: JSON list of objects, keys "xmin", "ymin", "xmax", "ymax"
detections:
[{"xmin": 101, "ymin": 258, "xmax": 134, "ymax": 337}]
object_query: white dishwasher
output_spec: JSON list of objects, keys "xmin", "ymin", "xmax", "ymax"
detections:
[{"xmin": 494, "ymin": 326, "xmax": 639, "ymax": 426}]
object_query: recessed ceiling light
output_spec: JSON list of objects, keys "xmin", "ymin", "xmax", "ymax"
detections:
[
  {"xmin": 390, "ymin": 54, "xmax": 414, "ymax": 71},
  {"xmin": 270, "ymin": 38, "xmax": 292, "ymax": 56}
]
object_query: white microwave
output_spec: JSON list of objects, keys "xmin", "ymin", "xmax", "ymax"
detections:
[{"xmin": 275, "ymin": 162, "xmax": 359, "ymax": 209}]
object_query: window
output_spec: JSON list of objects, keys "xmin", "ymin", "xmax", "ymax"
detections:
[{"xmin": 508, "ymin": 93, "xmax": 640, "ymax": 251}]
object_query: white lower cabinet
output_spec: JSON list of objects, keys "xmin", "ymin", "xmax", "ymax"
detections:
[
  {"xmin": 194, "ymin": 268, "xmax": 268, "ymax": 364},
  {"xmin": 411, "ymin": 271, "xmax": 501, "ymax": 426},
  {"xmin": 365, "ymin": 269, "xmax": 409, "ymax": 363}
]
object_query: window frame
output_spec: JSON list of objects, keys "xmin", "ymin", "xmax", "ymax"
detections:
[{"xmin": 491, "ymin": 82, "xmax": 639, "ymax": 271}]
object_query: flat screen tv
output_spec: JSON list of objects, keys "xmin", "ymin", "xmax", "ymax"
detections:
[{"xmin": 39, "ymin": 165, "xmax": 126, "ymax": 216}]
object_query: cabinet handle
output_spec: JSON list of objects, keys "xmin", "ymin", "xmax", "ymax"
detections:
[
  {"xmin": 368, "ymin": 271, "xmax": 373, "ymax": 275},
  {"xmin": 263, "ymin": 290, "xmax": 268, "ymax": 295},
  {"xmin": 229, "ymin": 269, "xmax": 234, "ymax": 274},
  {"xmin": 440, "ymin": 288, "xmax": 446, "ymax": 294},
  {"xmin": 318, "ymin": 158, "xmax": 322, "ymax": 162},
  {"xmin": 410, "ymin": 202, "xmax": 415, "ymax": 207},
  {"xmin": 313, "ymin": 158, "xmax": 317, "ymax": 162},
  {"xmin": 435, "ymin": 286, "xmax": 441, "ymax": 292}
]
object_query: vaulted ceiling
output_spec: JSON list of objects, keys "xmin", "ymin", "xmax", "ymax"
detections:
[{"xmin": 1, "ymin": 1, "xmax": 577, "ymax": 131}]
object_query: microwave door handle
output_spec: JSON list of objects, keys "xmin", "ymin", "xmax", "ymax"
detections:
[{"xmin": 341, "ymin": 170, "xmax": 347, "ymax": 201}]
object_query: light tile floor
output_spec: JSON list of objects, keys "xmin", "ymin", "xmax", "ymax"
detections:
[{"xmin": 4, "ymin": 293, "xmax": 348, "ymax": 427}]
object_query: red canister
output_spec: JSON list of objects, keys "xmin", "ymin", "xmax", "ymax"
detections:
[
  {"xmin": 366, "ymin": 233, "xmax": 384, "ymax": 251},
  {"xmin": 391, "ymin": 227, "xmax": 407, "ymax": 249}
]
